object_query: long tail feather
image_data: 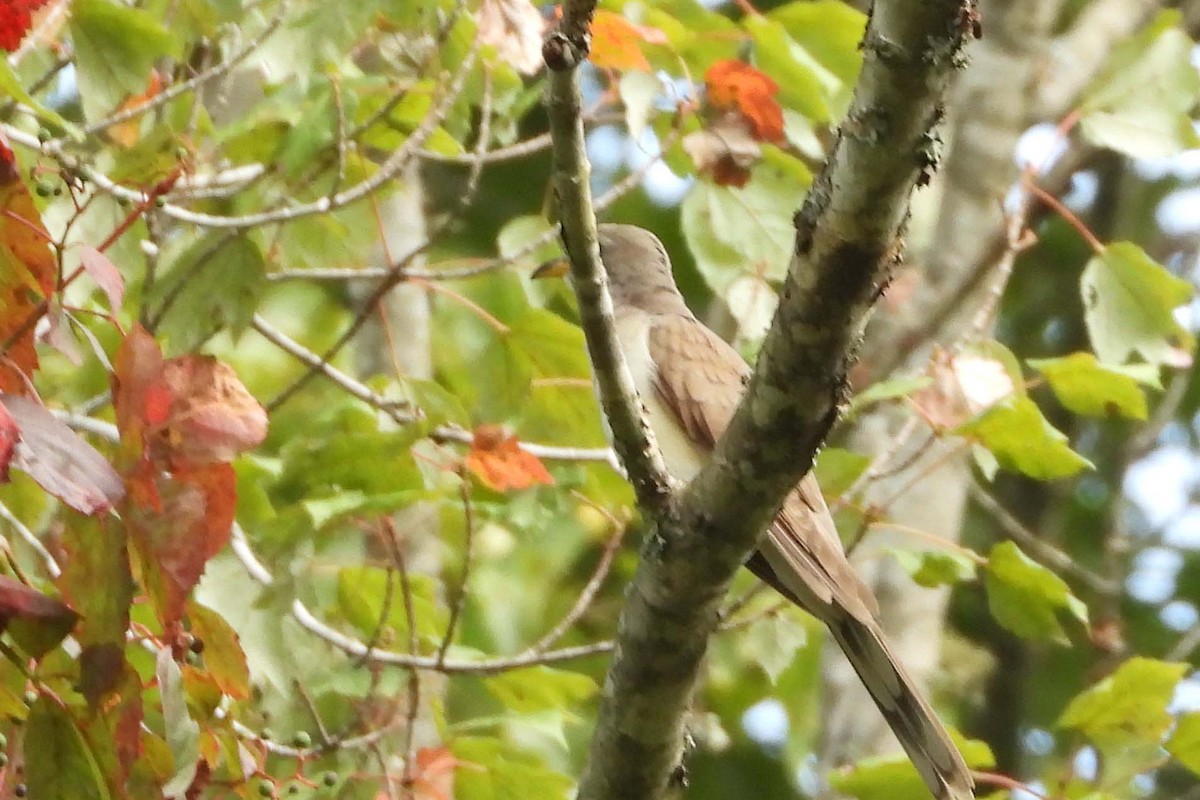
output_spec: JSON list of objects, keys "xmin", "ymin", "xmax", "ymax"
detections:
[{"xmin": 825, "ymin": 614, "xmax": 975, "ymax": 800}]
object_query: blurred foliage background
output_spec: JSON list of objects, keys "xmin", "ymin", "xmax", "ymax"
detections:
[{"xmin": 2, "ymin": 0, "xmax": 1200, "ymax": 798}]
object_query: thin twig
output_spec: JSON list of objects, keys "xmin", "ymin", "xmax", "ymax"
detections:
[
  {"xmin": 526, "ymin": 507, "xmax": 627, "ymax": 655},
  {"xmin": 0, "ymin": 501, "xmax": 60, "ymax": 578},
  {"xmin": 970, "ymin": 482, "xmax": 1119, "ymax": 596},
  {"xmin": 77, "ymin": 6, "xmax": 287, "ymax": 137},
  {"xmin": 435, "ymin": 477, "xmax": 476, "ymax": 668}
]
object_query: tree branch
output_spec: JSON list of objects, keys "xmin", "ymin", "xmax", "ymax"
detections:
[
  {"xmin": 554, "ymin": 1, "xmax": 979, "ymax": 797},
  {"xmin": 544, "ymin": 18, "xmax": 673, "ymax": 513}
]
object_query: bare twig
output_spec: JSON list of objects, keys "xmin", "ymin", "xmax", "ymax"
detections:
[
  {"xmin": 970, "ymin": 482, "xmax": 1119, "ymax": 597},
  {"xmin": 435, "ymin": 478, "xmax": 476, "ymax": 668}
]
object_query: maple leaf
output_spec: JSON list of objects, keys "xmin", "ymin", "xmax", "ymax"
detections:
[
  {"xmin": 0, "ymin": 138, "xmax": 55, "ymax": 392},
  {"xmin": 464, "ymin": 425, "xmax": 554, "ymax": 492},
  {"xmin": 590, "ymin": 10, "xmax": 652, "ymax": 71},
  {"xmin": 705, "ymin": 59, "xmax": 785, "ymax": 143},
  {"xmin": 0, "ymin": 0, "xmax": 51, "ymax": 52}
]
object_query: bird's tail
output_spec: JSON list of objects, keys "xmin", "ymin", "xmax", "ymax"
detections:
[{"xmin": 825, "ymin": 614, "xmax": 975, "ymax": 800}]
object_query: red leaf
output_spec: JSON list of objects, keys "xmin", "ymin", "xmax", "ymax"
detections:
[
  {"xmin": 0, "ymin": 139, "xmax": 55, "ymax": 391},
  {"xmin": 1, "ymin": 393, "xmax": 125, "ymax": 514},
  {"xmin": 0, "ymin": 574, "xmax": 78, "ymax": 658},
  {"xmin": 705, "ymin": 59, "xmax": 785, "ymax": 143},
  {"xmin": 112, "ymin": 324, "xmax": 171, "ymax": 450},
  {"xmin": 79, "ymin": 244, "xmax": 126, "ymax": 313},
  {"xmin": 0, "ymin": 399, "xmax": 15, "ymax": 482},
  {"xmin": 0, "ymin": 574, "xmax": 76, "ymax": 625},
  {"xmin": 0, "ymin": 0, "xmax": 50, "ymax": 52},
  {"xmin": 126, "ymin": 463, "xmax": 236, "ymax": 627},
  {"xmin": 464, "ymin": 425, "xmax": 554, "ymax": 492},
  {"xmin": 683, "ymin": 113, "xmax": 761, "ymax": 187}
]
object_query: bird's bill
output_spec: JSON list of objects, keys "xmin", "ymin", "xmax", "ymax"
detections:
[{"xmin": 531, "ymin": 256, "xmax": 570, "ymax": 280}]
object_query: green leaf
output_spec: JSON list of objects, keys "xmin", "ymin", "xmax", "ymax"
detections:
[
  {"xmin": 186, "ymin": 601, "xmax": 250, "ymax": 699},
  {"xmin": 813, "ymin": 447, "xmax": 870, "ymax": 498},
  {"xmin": 26, "ymin": 698, "xmax": 110, "ymax": 800},
  {"xmin": 681, "ymin": 164, "xmax": 808, "ymax": 294},
  {"xmin": 957, "ymin": 397, "xmax": 1092, "ymax": 480},
  {"xmin": 743, "ymin": 16, "xmax": 836, "ymax": 122},
  {"xmin": 302, "ymin": 489, "xmax": 424, "ymax": 529},
  {"xmin": 509, "ymin": 308, "xmax": 605, "ymax": 445},
  {"xmin": 1168, "ymin": 711, "xmax": 1200, "ymax": 775},
  {"xmin": 831, "ymin": 736, "xmax": 993, "ymax": 799},
  {"xmin": 1028, "ymin": 352, "xmax": 1149, "ymax": 419},
  {"xmin": 737, "ymin": 610, "xmax": 808, "ymax": 683},
  {"xmin": 620, "ymin": 71, "xmax": 661, "ymax": 140},
  {"xmin": 70, "ymin": 0, "xmax": 176, "ymax": 121},
  {"xmin": 336, "ymin": 568, "xmax": 448, "ymax": 649},
  {"xmin": 889, "ymin": 549, "xmax": 978, "ymax": 589},
  {"xmin": 0, "ymin": 61, "xmax": 77, "ymax": 136},
  {"xmin": 1060, "ymin": 657, "xmax": 1187, "ymax": 746},
  {"xmin": 1081, "ymin": 241, "xmax": 1194, "ymax": 366},
  {"xmin": 1080, "ymin": 12, "xmax": 1200, "ymax": 158},
  {"xmin": 157, "ymin": 647, "xmax": 200, "ymax": 796},
  {"xmin": 985, "ymin": 541, "xmax": 1088, "ymax": 642},
  {"xmin": 451, "ymin": 737, "xmax": 573, "ymax": 800},
  {"xmin": 846, "ymin": 375, "xmax": 932, "ymax": 417},
  {"xmin": 767, "ymin": 1, "xmax": 866, "ymax": 88},
  {"xmin": 276, "ymin": 415, "xmax": 422, "ymax": 500},
  {"xmin": 829, "ymin": 758, "xmax": 928, "ymax": 800},
  {"xmin": 149, "ymin": 234, "xmax": 267, "ymax": 353},
  {"xmin": 59, "ymin": 516, "xmax": 133, "ymax": 706},
  {"xmin": 483, "ymin": 666, "xmax": 597, "ymax": 714}
]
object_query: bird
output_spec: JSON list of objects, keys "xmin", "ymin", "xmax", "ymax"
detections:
[{"xmin": 541, "ymin": 223, "xmax": 974, "ymax": 800}]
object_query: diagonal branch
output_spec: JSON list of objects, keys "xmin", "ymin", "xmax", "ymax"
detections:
[{"xmin": 546, "ymin": 1, "xmax": 980, "ymax": 798}]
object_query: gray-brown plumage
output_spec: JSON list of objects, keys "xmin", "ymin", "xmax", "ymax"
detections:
[{"xmin": 595, "ymin": 223, "xmax": 974, "ymax": 800}]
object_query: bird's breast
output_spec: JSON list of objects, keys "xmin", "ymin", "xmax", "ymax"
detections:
[{"xmin": 612, "ymin": 312, "xmax": 708, "ymax": 482}]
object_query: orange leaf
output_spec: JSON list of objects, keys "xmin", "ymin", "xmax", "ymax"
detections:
[
  {"xmin": 590, "ymin": 10, "xmax": 651, "ymax": 71},
  {"xmin": 0, "ymin": 138, "xmax": 55, "ymax": 392},
  {"xmin": 705, "ymin": 59, "xmax": 785, "ymax": 143},
  {"xmin": 412, "ymin": 746, "xmax": 458, "ymax": 800},
  {"xmin": 158, "ymin": 355, "xmax": 268, "ymax": 467},
  {"xmin": 109, "ymin": 70, "xmax": 163, "ymax": 147},
  {"xmin": 464, "ymin": 425, "xmax": 554, "ymax": 492}
]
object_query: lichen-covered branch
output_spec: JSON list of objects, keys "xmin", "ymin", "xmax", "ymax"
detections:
[{"xmin": 550, "ymin": 1, "xmax": 979, "ymax": 798}]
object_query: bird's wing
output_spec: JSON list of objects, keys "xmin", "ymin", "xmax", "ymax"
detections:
[
  {"xmin": 646, "ymin": 313, "xmax": 974, "ymax": 800},
  {"xmin": 644, "ymin": 313, "xmax": 876, "ymax": 618}
]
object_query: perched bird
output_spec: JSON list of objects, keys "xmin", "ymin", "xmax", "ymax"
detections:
[{"xmin": 544, "ymin": 223, "xmax": 974, "ymax": 800}]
